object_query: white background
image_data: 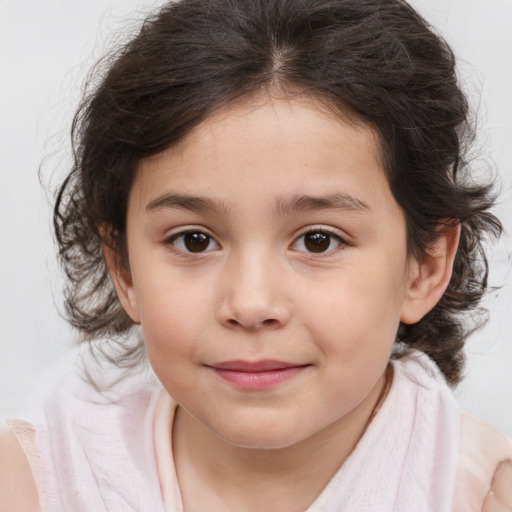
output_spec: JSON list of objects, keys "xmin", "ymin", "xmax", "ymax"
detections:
[{"xmin": 1, "ymin": 0, "xmax": 511, "ymax": 436}]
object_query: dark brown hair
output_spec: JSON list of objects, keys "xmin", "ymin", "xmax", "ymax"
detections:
[{"xmin": 54, "ymin": 0, "xmax": 502, "ymax": 384}]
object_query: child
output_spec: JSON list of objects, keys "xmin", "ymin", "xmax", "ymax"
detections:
[{"xmin": 1, "ymin": 0, "xmax": 511, "ymax": 510}]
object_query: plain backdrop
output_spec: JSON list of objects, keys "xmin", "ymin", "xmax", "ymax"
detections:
[{"xmin": 1, "ymin": 0, "xmax": 511, "ymax": 436}]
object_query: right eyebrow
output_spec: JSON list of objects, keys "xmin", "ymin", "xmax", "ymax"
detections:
[
  {"xmin": 274, "ymin": 193, "xmax": 370, "ymax": 216},
  {"xmin": 145, "ymin": 193, "xmax": 230, "ymax": 215}
]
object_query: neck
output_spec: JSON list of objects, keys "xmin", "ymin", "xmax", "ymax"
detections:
[{"xmin": 172, "ymin": 368, "xmax": 391, "ymax": 512}]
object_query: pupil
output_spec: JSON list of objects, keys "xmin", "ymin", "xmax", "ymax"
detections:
[
  {"xmin": 184, "ymin": 232, "xmax": 209, "ymax": 252},
  {"xmin": 305, "ymin": 232, "xmax": 330, "ymax": 253}
]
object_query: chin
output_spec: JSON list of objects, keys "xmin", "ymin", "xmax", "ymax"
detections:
[
  {"xmin": 223, "ymin": 434, "xmax": 299, "ymax": 450},
  {"xmin": 213, "ymin": 421, "xmax": 309, "ymax": 451}
]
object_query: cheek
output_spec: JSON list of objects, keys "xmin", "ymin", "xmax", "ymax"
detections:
[
  {"xmin": 299, "ymin": 261, "xmax": 406, "ymax": 355},
  {"xmin": 140, "ymin": 296, "xmax": 205, "ymax": 402},
  {"xmin": 135, "ymin": 276, "xmax": 210, "ymax": 366}
]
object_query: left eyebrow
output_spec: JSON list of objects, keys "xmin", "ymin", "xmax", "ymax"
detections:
[
  {"xmin": 274, "ymin": 193, "xmax": 370, "ymax": 216},
  {"xmin": 145, "ymin": 193, "xmax": 230, "ymax": 215}
]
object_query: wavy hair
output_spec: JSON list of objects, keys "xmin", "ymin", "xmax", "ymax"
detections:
[{"xmin": 54, "ymin": 0, "xmax": 502, "ymax": 384}]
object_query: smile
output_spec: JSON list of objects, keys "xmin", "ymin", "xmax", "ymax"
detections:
[{"xmin": 207, "ymin": 360, "xmax": 309, "ymax": 390}]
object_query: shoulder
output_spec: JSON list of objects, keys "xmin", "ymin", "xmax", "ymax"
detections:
[
  {"xmin": 482, "ymin": 460, "xmax": 512, "ymax": 512},
  {"xmin": 0, "ymin": 421, "xmax": 40, "ymax": 512},
  {"xmin": 453, "ymin": 411, "xmax": 512, "ymax": 512}
]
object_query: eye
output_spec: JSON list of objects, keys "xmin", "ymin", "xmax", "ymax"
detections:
[
  {"xmin": 168, "ymin": 231, "xmax": 220, "ymax": 254},
  {"xmin": 292, "ymin": 230, "xmax": 343, "ymax": 254}
]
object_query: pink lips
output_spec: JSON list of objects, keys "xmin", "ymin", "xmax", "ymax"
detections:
[{"xmin": 208, "ymin": 360, "xmax": 308, "ymax": 390}]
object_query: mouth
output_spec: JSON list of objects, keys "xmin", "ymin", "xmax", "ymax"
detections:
[{"xmin": 207, "ymin": 360, "xmax": 310, "ymax": 390}]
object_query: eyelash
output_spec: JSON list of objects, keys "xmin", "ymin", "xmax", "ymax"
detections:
[{"xmin": 164, "ymin": 228, "xmax": 347, "ymax": 256}]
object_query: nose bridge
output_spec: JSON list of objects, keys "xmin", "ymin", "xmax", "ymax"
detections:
[{"xmin": 217, "ymin": 244, "xmax": 288, "ymax": 330}]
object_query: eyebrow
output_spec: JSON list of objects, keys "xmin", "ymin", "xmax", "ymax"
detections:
[
  {"xmin": 274, "ymin": 193, "xmax": 370, "ymax": 216},
  {"xmin": 146, "ymin": 193, "xmax": 231, "ymax": 214},
  {"xmin": 146, "ymin": 192, "xmax": 370, "ymax": 216}
]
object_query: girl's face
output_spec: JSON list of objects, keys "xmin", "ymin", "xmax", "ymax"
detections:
[{"xmin": 118, "ymin": 96, "xmax": 419, "ymax": 449}]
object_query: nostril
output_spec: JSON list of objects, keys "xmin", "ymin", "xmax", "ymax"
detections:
[{"xmin": 225, "ymin": 317, "xmax": 279, "ymax": 330}]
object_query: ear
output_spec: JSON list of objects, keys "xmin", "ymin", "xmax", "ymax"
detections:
[
  {"xmin": 400, "ymin": 223, "xmax": 461, "ymax": 324},
  {"xmin": 102, "ymin": 242, "xmax": 141, "ymax": 324}
]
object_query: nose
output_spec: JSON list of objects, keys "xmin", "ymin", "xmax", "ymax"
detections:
[{"xmin": 216, "ymin": 250, "xmax": 290, "ymax": 331}]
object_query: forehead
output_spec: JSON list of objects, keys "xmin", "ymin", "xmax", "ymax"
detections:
[
  {"xmin": 173, "ymin": 94, "xmax": 381, "ymax": 166},
  {"xmin": 131, "ymin": 95, "xmax": 399, "ymax": 220}
]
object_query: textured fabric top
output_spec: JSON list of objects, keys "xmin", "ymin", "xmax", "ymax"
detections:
[
  {"xmin": 9, "ymin": 350, "xmax": 512, "ymax": 511},
  {"xmin": 155, "ymin": 351, "xmax": 461, "ymax": 511},
  {"xmin": 34, "ymin": 357, "xmax": 166, "ymax": 512}
]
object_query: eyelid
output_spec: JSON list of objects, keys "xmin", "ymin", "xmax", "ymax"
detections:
[
  {"xmin": 163, "ymin": 224, "xmax": 216, "ymax": 239},
  {"xmin": 294, "ymin": 225, "xmax": 349, "ymax": 242}
]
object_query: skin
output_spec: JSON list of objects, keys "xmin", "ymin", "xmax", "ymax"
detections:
[{"xmin": 106, "ymin": 95, "xmax": 459, "ymax": 511}]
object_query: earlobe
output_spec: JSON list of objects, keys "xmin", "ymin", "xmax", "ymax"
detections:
[
  {"xmin": 102, "ymin": 243, "xmax": 141, "ymax": 324},
  {"xmin": 400, "ymin": 224, "xmax": 461, "ymax": 324}
]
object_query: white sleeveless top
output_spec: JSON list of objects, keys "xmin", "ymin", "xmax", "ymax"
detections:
[{"xmin": 8, "ymin": 351, "xmax": 512, "ymax": 511}]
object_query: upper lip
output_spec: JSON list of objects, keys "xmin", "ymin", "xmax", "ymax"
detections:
[{"xmin": 208, "ymin": 360, "xmax": 306, "ymax": 372}]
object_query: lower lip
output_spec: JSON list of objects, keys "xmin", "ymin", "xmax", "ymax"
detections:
[{"xmin": 212, "ymin": 366, "xmax": 306, "ymax": 390}]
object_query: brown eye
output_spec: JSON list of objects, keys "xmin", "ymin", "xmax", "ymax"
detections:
[
  {"xmin": 304, "ymin": 232, "xmax": 330, "ymax": 252},
  {"xmin": 184, "ymin": 232, "xmax": 210, "ymax": 252},
  {"xmin": 170, "ymin": 231, "xmax": 219, "ymax": 254},
  {"xmin": 293, "ymin": 231, "xmax": 343, "ymax": 254}
]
